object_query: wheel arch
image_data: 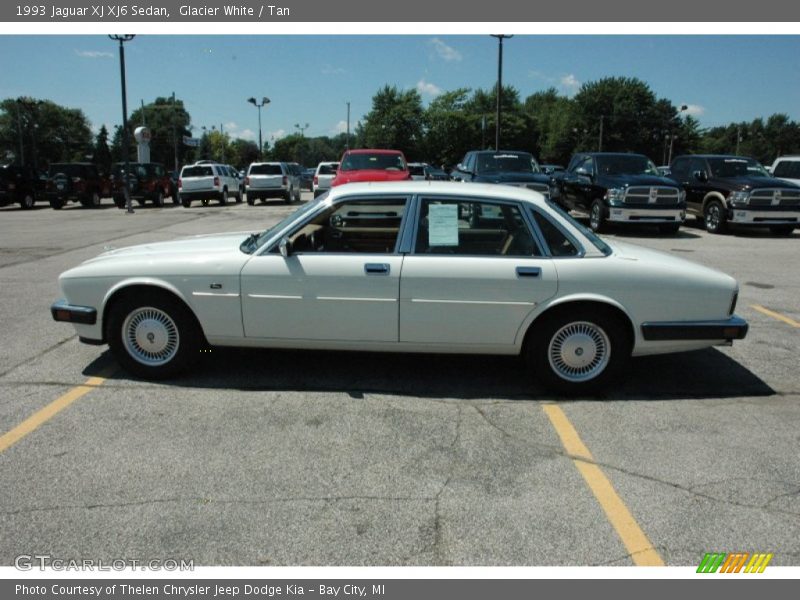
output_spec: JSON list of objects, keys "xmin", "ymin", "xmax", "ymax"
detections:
[
  {"xmin": 702, "ymin": 191, "xmax": 728, "ymax": 211},
  {"xmin": 101, "ymin": 280, "xmax": 207, "ymax": 344},
  {"xmin": 519, "ymin": 296, "xmax": 636, "ymax": 354}
]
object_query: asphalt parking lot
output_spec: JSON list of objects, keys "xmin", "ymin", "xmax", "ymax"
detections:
[{"xmin": 0, "ymin": 194, "xmax": 798, "ymax": 567}]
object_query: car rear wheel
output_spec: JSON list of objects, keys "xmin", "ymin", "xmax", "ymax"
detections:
[
  {"xmin": 108, "ymin": 292, "xmax": 201, "ymax": 379},
  {"xmin": 113, "ymin": 195, "xmax": 126, "ymax": 209},
  {"xmin": 246, "ymin": 194, "xmax": 255, "ymax": 206},
  {"xmin": 180, "ymin": 196, "xmax": 191, "ymax": 208},
  {"xmin": 284, "ymin": 189, "xmax": 293, "ymax": 204},
  {"xmin": 220, "ymin": 189, "xmax": 228, "ymax": 205},
  {"xmin": 769, "ymin": 225, "xmax": 795, "ymax": 236},
  {"xmin": 589, "ymin": 199, "xmax": 607, "ymax": 233},
  {"xmin": 525, "ymin": 307, "xmax": 631, "ymax": 395},
  {"xmin": 20, "ymin": 193, "xmax": 35, "ymax": 210},
  {"xmin": 154, "ymin": 191, "xmax": 165, "ymax": 207},
  {"xmin": 50, "ymin": 198, "xmax": 64, "ymax": 210},
  {"xmin": 704, "ymin": 200, "xmax": 727, "ymax": 234}
]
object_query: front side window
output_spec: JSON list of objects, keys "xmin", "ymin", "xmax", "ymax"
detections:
[
  {"xmin": 415, "ymin": 198, "xmax": 541, "ymax": 257},
  {"xmin": 284, "ymin": 198, "xmax": 408, "ymax": 254}
]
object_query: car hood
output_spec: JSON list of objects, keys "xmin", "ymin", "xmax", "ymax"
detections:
[
  {"xmin": 710, "ymin": 176, "xmax": 800, "ymax": 191},
  {"xmin": 333, "ymin": 170, "xmax": 411, "ymax": 185},
  {"xmin": 79, "ymin": 232, "xmax": 251, "ymax": 265},
  {"xmin": 599, "ymin": 174, "xmax": 679, "ymax": 188}
]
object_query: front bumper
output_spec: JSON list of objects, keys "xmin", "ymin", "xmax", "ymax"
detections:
[
  {"xmin": 51, "ymin": 299, "xmax": 97, "ymax": 325},
  {"xmin": 641, "ymin": 315, "xmax": 748, "ymax": 341},
  {"xmin": 608, "ymin": 206, "xmax": 685, "ymax": 223},
  {"xmin": 729, "ymin": 208, "xmax": 799, "ymax": 225}
]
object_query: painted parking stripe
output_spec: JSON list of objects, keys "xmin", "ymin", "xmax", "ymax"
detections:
[
  {"xmin": 542, "ymin": 404, "xmax": 665, "ymax": 566},
  {"xmin": 0, "ymin": 368, "xmax": 115, "ymax": 454},
  {"xmin": 750, "ymin": 304, "xmax": 800, "ymax": 328}
]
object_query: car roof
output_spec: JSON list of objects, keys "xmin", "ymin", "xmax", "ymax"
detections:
[
  {"xmin": 675, "ymin": 154, "xmax": 752, "ymax": 160},
  {"xmin": 579, "ymin": 152, "xmax": 647, "ymax": 158},
  {"xmin": 326, "ymin": 180, "xmax": 549, "ymax": 207},
  {"xmin": 344, "ymin": 149, "xmax": 404, "ymax": 155}
]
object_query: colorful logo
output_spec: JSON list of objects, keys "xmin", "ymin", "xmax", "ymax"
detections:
[{"xmin": 697, "ymin": 552, "xmax": 773, "ymax": 573}]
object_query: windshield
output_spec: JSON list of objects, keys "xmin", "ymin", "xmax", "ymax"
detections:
[
  {"xmin": 241, "ymin": 195, "xmax": 329, "ymax": 254},
  {"xmin": 595, "ymin": 155, "xmax": 660, "ymax": 176},
  {"xmin": 545, "ymin": 200, "xmax": 612, "ymax": 256},
  {"xmin": 317, "ymin": 163, "xmax": 338, "ymax": 175},
  {"xmin": 475, "ymin": 153, "xmax": 540, "ymax": 174},
  {"xmin": 249, "ymin": 164, "xmax": 282, "ymax": 176},
  {"xmin": 708, "ymin": 157, "xmax": 769, "ymax": 178},
  {"xmin": 340, "ymin": 153, "xmax": 406, "ymax": 172}
]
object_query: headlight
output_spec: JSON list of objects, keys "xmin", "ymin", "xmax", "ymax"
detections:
[
  {"xmin": 729, "ymin": 191, "xmax": 749, "ymax": 206},
  {"xmin": 606, "ymin": 187, "xmax": 625, "ymax": 206}
]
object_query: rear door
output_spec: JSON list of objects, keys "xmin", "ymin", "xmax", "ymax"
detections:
[
  {"xmin": 181, "ymin": 165, "xmax": 215, "ymax": 192},
  {"xmin": 399, "ymin": 195, "xmax": 557, "ymax": 348},
  {"xmin": 248, "ymin": 163, "xmax": 283, "ymax": 191}
]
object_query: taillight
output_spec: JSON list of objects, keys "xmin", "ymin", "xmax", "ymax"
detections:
[
  {"xmin": 178, "ymin": 178, "xmax": 182, "ymax": 189},
  {"xmin": 213, "ymin": 176, "xmax": 220, "ymax": 187},
  {"xmin": 282, "ymin": 176, "xmax": 288, "ymax": 186},
  {"xmin": 313, "ymin": 176, "xmax": 318, "ymax": 185},
  {"xmin": 245, "ymin": 176, "xmax": 250, "ymax": 186}
]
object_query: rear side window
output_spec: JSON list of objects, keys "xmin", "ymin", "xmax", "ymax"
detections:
[
  {"xmin": 774, "ymin": 160, "xmax": 800, "ymax": 178},
  {"xmin": 182, "ymin": 166, "xmax": 214, "ymax": 177},
  {"xmin": 415, "ymin": 198, "xmax": 541, "ymax": 257},
  {"xmin": 317, "ymin": 164, "xmax": 337, "ymax": 175},
  {"xmin": 249, "ymin": 164, "xmax": 283, "ymax": 175}
]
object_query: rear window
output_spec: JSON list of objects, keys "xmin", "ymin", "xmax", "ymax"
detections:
[
  {"xmin": 317, "ymin": 163, "xmax": 338, "ymax": 175},
  {"xmin": 409, "ymin": 165, "xmax": 426, "ymax": 176},
  {"xmin": 341, "ymin": 153, "xmax": 406, "ymax": 172},
  {"xmin": 182, "ymin": 166, "xmax": 214, "ymax": 178},
  {"xmin": 249, "ymin": 164, "xmax": 283, "ymax": 176}
]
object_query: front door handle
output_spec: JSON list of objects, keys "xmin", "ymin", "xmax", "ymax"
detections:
[
  {"xmin": 516, "ymin": 266, "xmax": 541, "ymax": 278},
  {"xmin": 365, "ymin": 263, "xmax": 390, "ymax": 275}
]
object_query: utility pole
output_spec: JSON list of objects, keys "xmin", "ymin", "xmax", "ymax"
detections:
[
  {"xmin": 109, "ymin": 34, "xmax": 135, "ymax": 214},
  {"xmin": 736, "ymin": 125, "xmax": 742, "ymax": 155},
  {"xmin": 171, "ymin": 92, "xmax": 179, "ymax": 172},
  {"xmin": 598, "ymin": 115, "xmax": 604, "ymax": 152},
  {"xmin": 14, "ymin": 101, "xmax": 24, "ymax": 166},
  {"xmin": 141, "ymin": 99, "xmax": 146, "ymax": 126},
  {"xmin": 490, "ymin": 34, "xmax": 512, "ymax": 151},
  {"xmin": 346, "ymin": 101, "xmax": 351, "ymax": 151}
]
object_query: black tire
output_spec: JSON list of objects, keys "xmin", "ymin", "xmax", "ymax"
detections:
[
  {"xmin": 769, "ymin": 225, "xmax": 795, "ymax": 236},
  {"xmin": 114, "ymin": 196, "xmax": 126, "ymax": 209},
  {"xmin": 107, "ymin": 291, "xmax": 201, "ymax": 380},
  {"xmin": 284, "ymin": 189, "xmax": 293, "ymax": 204},
  {"xmin": 135, "ymin": 198, "xmax": 145, "ymax": 207},
  {"xmin": 180, "ymin": 196, "xmax": 192, "ymax": 208},
  {"xmin": 154, "ymin": 191, "xmax": 165, "ymax": 207},
  {"xmin": 589, "ymin": 199, "xmax": 607, "ymax": 233},
  {"xmin": 219, "ymin": 189, "xmax": 228, "ymax": 205},
  {"xmin": 704, "ymin": 200, "xmax": 728, "ymax": 234},
  {"xmin": 50, "ymin": 197, "xmax": 64, "ymax": 210},
  {"xmin": 659, "ymin": 223, "xmax": 681, "ymax": 235},
  {"xmin": 237, "ymin": 188, "xmax": 244, "ymax": 203},
  {"xmin": 246, "ymin": 194, "xmax": 255, "ymax": 206},
  {"xmin": 313, "ymin": 190, "xmax": 321, "ymax": 198},
  {"xmin": 524, "ymin": 306, "xmax": 631, "ymax": 396},
  {"xmin": 20, "ymin": 193, "xmax": 35, "ymax": 210}
]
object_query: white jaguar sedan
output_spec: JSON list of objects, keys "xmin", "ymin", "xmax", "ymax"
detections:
[{"xmin": 52, "ymin": 181, "xmax": 747, "ymax": 394}]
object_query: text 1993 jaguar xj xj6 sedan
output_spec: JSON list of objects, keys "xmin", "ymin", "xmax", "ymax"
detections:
[{"xmin": 52, "ymin": 181, "xmax": 748, "ymax": 394}]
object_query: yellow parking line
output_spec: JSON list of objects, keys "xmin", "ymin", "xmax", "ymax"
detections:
[
  {"xmin": 750, "ymin": 304, "xmax": 800, "ymax": 328},
  {"xmin": 542, "ymin": 404, "xmax": 665, "ymax": 566},
  {"xmin": 0, "ymin": 369, "xmax": 115, "ymax": 454}
]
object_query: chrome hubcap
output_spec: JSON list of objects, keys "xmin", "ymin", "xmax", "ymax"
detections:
[
  {"xmin": 122, "ymin": 307, "xmax": 179, "ymax": 366},
  {"xmin": 548, "ymin": 321, "xmax": 611, "ymax": 382},
  {"xmin": 707, "ymin": 205, "xmax": 720, "ymax": 229},
  {"xmin": 591, "ymin": 204, "xmax": 601, "ymax": 227}
]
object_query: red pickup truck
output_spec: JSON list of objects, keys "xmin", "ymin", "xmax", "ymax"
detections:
[{"xmin": 332, "ymin": 149, "xmax": 411, "ymax": 187}]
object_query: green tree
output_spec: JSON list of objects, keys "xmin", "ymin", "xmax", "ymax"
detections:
[
  {"xmin": 422, "ymin": 88, "xmax": 476, "ymax": 167},
  {"xmin": 127, "ymin": 96, "xmax": 192, "ymax": 169},
  {"xmin": 357, "ymin": 85, "xmax": 424, "ymax": 158},
  {"xmin": 229, "ymin": 138, "xmax": 260, "ymax": 169},
  {"xmin": 523, "ymin": 87, "xmax": 576, "ymax": 165},
  {"xmin": 93, "ymin": 125, "xmax": 112, "ymax": 172}
]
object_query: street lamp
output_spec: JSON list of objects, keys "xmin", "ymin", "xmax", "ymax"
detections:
[
  {"xmin": 667, "ymin": 104, "xmax": 689, "ymax": 165},
  {"xmin": 247, "ymin": 96, "xmax": 270, "ymax": 160},
  {"xmin": 490, "ymin": 34, "xmax": 513, "ymax": 151},
  {"xmin": 294, "ymin": 122, "xmax": 309, "ymax": 137},
  {"xmin": 109, "ymin": 34, "xmax": 135, "ymax": 214}
]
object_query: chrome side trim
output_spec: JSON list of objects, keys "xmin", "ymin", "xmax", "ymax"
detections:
[
  {"xmin": 317, "ymin": 296, "xmax": 397, "ymax": 302},
  {"xmin": 191, "ymin": 292, "xmax": 240, "ymax": 298},
  {"xmin": 411, "ymin": 298, "xmax": 535, "ymax": 306},
  {"xmin": 247, "ymin": 294, "xmax": 303, "ymax": 300}
]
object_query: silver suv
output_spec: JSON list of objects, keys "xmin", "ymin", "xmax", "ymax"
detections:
[
  {"xmin": 178, "ymin": 161, "xmax": 242, "ymax": 207},
  {"xmin": 313, "ymin": 161, "xmax": 340, "ymax": 197},
  {"xmin": 245, "ymin": 162, "xmax": 301, "ymax": 204}
]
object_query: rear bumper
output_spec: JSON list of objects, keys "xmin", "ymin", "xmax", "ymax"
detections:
[
  {"xmin": 641, "ymin": 315, "xmax": 748, "ymax": 341},
  {"xmin": 179, "ymin": 190, "xmax": 223, "ymax": 201},
  {"xmin": 246, "ymin": 187, "xmax": 288, "ymax": 198},
  {"xmin": 51, "ymin": 299, "xmax": 97, "ymax": 325}
]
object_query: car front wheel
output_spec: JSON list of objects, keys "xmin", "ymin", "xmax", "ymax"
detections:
[
  {"xmin": 108, "ymin": 292, "xmax": 201, "ymax": 379},
  {"xmin": 704, "ymin": 200, "xmax": 727, "ymax": 234},
  {"xmin": 589, "ymin": 199, "xmax": 607, "ymax": 233},
  {"xmin": 20, "ymin": 193, "xmax": 35, "ymax": 209},
  {"xmin": 525, "ymin": 307, "xmax": 630, "ymax": 395}
]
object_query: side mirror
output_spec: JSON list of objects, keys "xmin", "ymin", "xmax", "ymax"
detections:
[
  {"xmin": 575, "ymin": 167, "xmax": 592, "ymax": 179},
  {"xmin": 278, "ymin": 237, "xmax": 292, "ymax": 258},
  {"xmin": 693, "ymin": 170, "xmax": 708, "ymax": 182}
]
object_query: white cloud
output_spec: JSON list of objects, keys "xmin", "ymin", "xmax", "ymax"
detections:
[
  {"xmin": 416, "ymin": 79, "xmax": 442, "ymax": 98},
  {"xmin": 559, "ymin": 74, "xmax": 581, "ymax": 96},
  {"xmin": 682, "ymin": 104, "xmax": 705, "ymax": 117},
  {"xmin": 331, "ymin": 120, "xmax": 348, "ymax": 135},
  {"xmin": 269, "ymin": 129, "xmax": 287, "ymax": 141},
  {"xmin": 75, "ymin": 50, "xmax": 113, "ymax": 59},
  {"xmin": 429, "ymin": 38, "xmax": 462, "ymax": 62},
  {"xmin": 321, "ymin": 65, "xmax": 346, "ymax": 75}
]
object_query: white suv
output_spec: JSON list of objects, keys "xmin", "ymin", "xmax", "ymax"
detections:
[
  {"xmin": 313, "ymin": 161, "xmax": 340, "ymax": 198},
  {"xmin": 245, "ymin": 162, "xmax": 300, "ymax": 204},
  {"xmin": 770, "ymin": 156, "xmax": 800, "ymax": 186},
  {"xmin": 178, "ymin": 162, "xmax": 241, "ymax": 208}
]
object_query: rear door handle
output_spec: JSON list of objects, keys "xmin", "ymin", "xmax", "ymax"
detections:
[
  {"xmin": 516, "ymin": 266, "xmax": 541, "ymax": 278},
  {"xmin": 365, "ymin": 263, "xmax": 390, "ymax": 275}
]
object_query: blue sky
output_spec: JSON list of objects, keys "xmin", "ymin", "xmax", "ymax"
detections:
[{"xmin": 1, "ymin": 35, "xmax": 798, "ymax": 143}]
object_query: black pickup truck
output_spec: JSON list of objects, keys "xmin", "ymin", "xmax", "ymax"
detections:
[
  {"xmin": 669, "ymin": 154, "xmax": 800, "ymax": 235},
  {"xmin": 449, "ymin": 150, "xmax": 562, "ymax": 201},
  {"xmin": 0, "ymin": 164, "xmax": 44, "ymax": 210},
  {"xmin": 559, "ymin": 152, "xmax": 686, "ymax": 234}
]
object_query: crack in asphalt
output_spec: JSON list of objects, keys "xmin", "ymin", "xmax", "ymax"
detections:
[
  {"xmin": 472, "ymin": 405, "xmax": 512, "ymax": 437},
  {"xmin": 0, "ymin": 335, "xmax": 79, "ymax": 381}
]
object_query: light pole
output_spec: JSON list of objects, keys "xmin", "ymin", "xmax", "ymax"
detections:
[
  {"xmin": 294, "ymin": 122, "xmax": 309, "ymax": 137},
  {"xmin": 667, "ymin": 104, "xmax": 689, "ymax": 165},
  {"xmin": 346, "ymin": 102, "xmax": 351, "ymax": 151},
  {"xmin": 490, "ymin": 34, "xmax": 512, "ymax": 151},
  {"xmin": 247, "ymin": 96, "xmax": 270, "ymax": 160},
  {"xmin": 109, "ymin": 34, "xmax": 135, "ymax": 214}
]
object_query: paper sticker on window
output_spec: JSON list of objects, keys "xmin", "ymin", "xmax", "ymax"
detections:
[{"xmin": 428, "ymin": 204, "xmax": 459, "ymax": 246}]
